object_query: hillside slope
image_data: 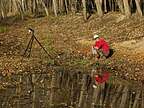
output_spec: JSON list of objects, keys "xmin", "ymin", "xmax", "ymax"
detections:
[{"xmin": 0, "ymin": 12, "xmax": 144, "ymax": 82}]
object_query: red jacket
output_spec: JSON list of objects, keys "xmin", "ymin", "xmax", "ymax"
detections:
[
  {"xmin": 93, "ymin": 38, "xmax": 110, "ymax": 55},
  {"xmin": 95, "ymin": 72, "xmax": 110, "ymax": 84}
]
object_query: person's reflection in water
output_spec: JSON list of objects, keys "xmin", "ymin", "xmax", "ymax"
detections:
[{"xmin": 91, "ymin": 66, "xmax": 110, "ymax": 88}]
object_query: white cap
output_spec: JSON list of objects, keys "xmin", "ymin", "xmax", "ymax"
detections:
[{"xmin": 93, "ymin": 34, "xmax": 99, "ymax": 39}]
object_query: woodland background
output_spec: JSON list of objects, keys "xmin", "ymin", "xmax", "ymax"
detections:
[{"xmin": 0, "ymin": 0, "xmax": 144, "ymax": 20}]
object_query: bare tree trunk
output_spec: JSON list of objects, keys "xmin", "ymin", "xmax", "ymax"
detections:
[
  {"xmin": 0, "ymin": 0, "xmax": 6, "ymax": 18},
  {"xmin": 99, "ymin": 83, "xmax": 105, "ymax": 106},
  {"xmin": 132, "ymin": 91, "xmax": 141, "ymax": 108},
  {"xmin": 91, "ymin": 86, "xmax": 101, "ymax": 108},
  {"xmin": 49, "ymin": 72, "xmax": 56, "ymax": 107},
  {"xmin": 111, "ymin": 84, "xmax": 123, "ymax": 108},
  {"xmin": 32, "ymin": 74, "xmax": 36, "ymax": 108},
  {"xmin": 135, "ymin": 0, "xmax": 143, "ymax": 16},
  {"xmin": 111, "ymin": 0, "xmax": 115, "ymax": 11},
  {"xmin": 12, "ymin": 0, "xmax": 18, "ymax": 14},
  {"xmin": 83, "ymin": 92, "xmax": 88, "ymax": 108},
  {"xmin": 95, "ymin": 0, "xmax": 103, "ymax": 17},
  {"xmin": 82, "ymin": 0, "xmax": 87, "ymax": 21},
  {"xmin": 25, "ymin": 0, "xmax": 29, "ymax": 12},
  {"xmin": 16, "ymin": 75, "xmax": 22, "ymax": 108},
  {"xmin": 103, "ymin": 84, "xmax": 111, "ymax": 106},
  {"xmin": 58, "ymin": 0, "xmax": 63, "ymax": 13},
  {"xmin": 123, "ymin": 0, "xmax": 131, "ymax": 17},
  {"xmin": 71, "ymin": 0, "xmax": 75, "ymax": 13},
  {"xmin": 64, "ymin": 0, "xmax": 68, "ymax": 14},
  {"xmin": 104, "ymin": 0, "xmax": 107, "ymax": 13},
  {"xmin": 68, "ymin": 0, "xmax": 71, "ymax": 11},
  {"xmin": 16, "ymin": 0, "xmax": 24, "ymax": 20},
  {"xmin": 8, "ymin": 0, "xmax": 13, "ymax": 14},
  {"xmin": 21, "ymin": 0, "xmax": 25, "ymax": 12},
  {"xmin": 40, "ymin": 0, "xmax": 49, "ymax": 16},
  {"xmin": 129, "ymin": 92, "xmax": 133, "ymax": 108},
  {"xmin": 78, "ymin": 74, "xmax": 87, "ymax": 108},
  {"xmin": 117, "ymin": 0, "xmax": 124, "ymax": 13},
  {"xmin": 100, "ymin": 0, "xmax": 103, "ymax": 5},
  {"xmin": 53, "ymin": 0, "xmax": 58, "ymax": 16},
  {"xmin": 45, "ymin": 74, "xmax": 51, "ymax": 107},
  {"xmin": 70, "ymin": 82, "xmax": 74, "ymax": 106},
  {"xmin": 32, "ymin": 0, "xmax": 36, "ymax": 13},
  {"xmin": 108, "ymin": 0, "xmax": 112, "ymax": 11},
  {"xmin": 119, "ymin": 86, "xmax": 128, "ymax": 108},
  {"xmin": 141, "ymin": 89, "xmax": 144, "ymax": 108}
]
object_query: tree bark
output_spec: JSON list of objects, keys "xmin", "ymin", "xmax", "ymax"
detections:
[
  {"xmin": 16, "ymin": 0, "xmax": 24, "ymax": 20},
  {"xmin": 21, "ymin": 0, "xmax": 25, "ymax": 12},
  {"xmin": 16, "ymin": 75, "xmax": 22, "ymax": 108},
  {"xmin": 123, "ymin": 0, "xmax": 131, "ymax": 17},
  {"xmin": 78, "ymin": 74, "xmax": 87, "ymax": 108},
  {"xmin": 49, "ymin": 72, "xmax": 56, "ymax": 106},
  {"xmin": 91, "ymin": 85, "xmax": 101, "ymax": 108},
  {"xmin": 117, "ymin": 0, "xmax": 124, "ymax": 13},
  {"xmin": 95, "ymin": 0, "xmax": 103, "ymax": 17},
  {"xmin": 82, "ymin": 0, "xmax": 87, "ymax": 21},
  {"xmin": 52, "ymin": 0, "xmax": 58, "ymax": 16},
  {"xmin": 119, "ymin": 86, "xmax": 129, "ymax": 108},
  {"xmin": 104, "ymin": 0, "xmax": 107, "ymax": 13},
  {"xmin": 64, "ymin": 0, "xmax": 68, "ymax": 14},
  {"xmin": 128, "ymin": 92, "xmax": 133, "ymax": 108},
  {"xmin": 111, "ymin": 84, "xmax": 123, "ymax": 108},
  {"xmin": 132, "ymin": 91, "xmax": 141, "ymax": 108},
  {"xmin": 58, "ymin": 0, "xmax": 63, "ymax": 13},
  {"xmin": 40, "ymin": 0, "xmax": 49, "ymax": 16},
  {"xmin": 135, "ymin": 0, "xmax": 143, "ymax": 16},
  {"xmin": 103, "ymin": 84, "xmax": 111, "ymax": 106},
  {"xmin": 111, "ymin": 0, "xmax": 115, "ymax": 11},
  {"xmin": 32, "ymin": 74, "xmax": 36, "ymax": 108},
  {"xmin": 141, "ymin": 89, "xmax": 144, "ymax": 108}
]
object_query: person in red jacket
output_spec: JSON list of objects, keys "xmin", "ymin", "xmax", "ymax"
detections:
[
  {"xmin": 92, "ymin": 34, "xmax": 110, "ymax": 59},
  {"xmin": 93, "ymin": 71, "xmax": 110, "ymax": 88}
]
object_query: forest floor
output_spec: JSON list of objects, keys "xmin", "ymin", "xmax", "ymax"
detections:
[{"xmin": 1, "ymin": 12, "xmax": 144, "ymax": 85}]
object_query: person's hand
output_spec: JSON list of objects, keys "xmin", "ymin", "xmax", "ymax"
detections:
[
  {"xmin": 95, "ymin": 75, "xmax": 99, "ymax": 77},
  {"xmin": 93, "ymin": 46, "xmax": 99, "ymax": 50}
]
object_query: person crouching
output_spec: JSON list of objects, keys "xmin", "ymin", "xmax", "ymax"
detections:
[{"xmin": 92, "ymin": 34, "xmax": 110, "ymax": 59}]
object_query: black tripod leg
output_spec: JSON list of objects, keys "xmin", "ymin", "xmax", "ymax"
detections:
[
  {"xmin": 27, "ymin": 35, "xmax": 34, "ymax": 57},
  {"xmin": 33, "ymin": 35, "xmax": 52, "ymax": 58},
  {"xmin": 23, "ymin": 35, "xmax": 34, "ymax": 57}
]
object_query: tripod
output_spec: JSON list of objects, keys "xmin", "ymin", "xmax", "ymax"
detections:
[{"xmin": 23, "ymin": 28, "xmax": 52, "ymax": 58}]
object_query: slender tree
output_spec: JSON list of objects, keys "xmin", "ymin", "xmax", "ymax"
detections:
[
  {"xmin": 49, "ymin": 72, "xmax": 56, "ymax": 106},
  {"xmin": 53, "ymin": 0, "xmax": 58, "ymax": 16},
  {"xmin": 123, "ymin": 0, "xmax": 131, "ymax": 17},
  {"xmin": 132, "ymin": 90, "xmax": 141, "ymax": 108},
  {"xmin": 117, "ymin": 0, "xmax": 124, "ymax": 13},
  {"xmin": 78, "ymin": 74, "xmax": 87, "ymax": 108},
  {"xmin": 135, "ymin": 0, "xmax": 143, "ymax": 16},
  {"xmin": 95, "ymin": 0, "xmax": 103, "ymax": 17},
  {"xmin": 32, "ymin": 74, "xmax": 36, "ymax": 108},
  {"xmin": 119, "ymin": 86, "xmax": 129, "ymax": 108},
  {"xmin": 82, "ymin": 0, "xmax": 87, "ymax": 21},
  {"xmin": 40, "ymin": 0, "xmax": 49, "ymax": 16},
  {"xmin": 64, "ymin": 0, "xmax": 69, "ymax": 14},
  {"xmin": 104, "ymin": 0, "xmax": 107, "ymax": 13}
]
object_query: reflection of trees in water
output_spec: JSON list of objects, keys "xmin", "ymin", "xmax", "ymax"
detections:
[{"xmin": 0, "ymin": 69, "xmax": 144, "ymax": 108}]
